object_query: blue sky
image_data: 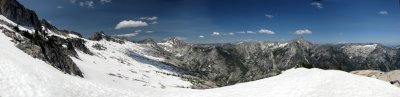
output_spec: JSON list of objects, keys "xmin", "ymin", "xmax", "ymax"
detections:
[{"xmin": 18, "ymin": 0, "xmax": 400, "ymax": 45}]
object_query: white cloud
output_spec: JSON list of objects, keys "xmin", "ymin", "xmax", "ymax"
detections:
[
  {"xmin": 115, "ymin": 33, "xmax": 139, "ymax": 37},
  {"xmin": 246, "ymin": 31, "xmax": 256, "ymax": 34},
  {"xmin": 57, "ymin": 6, "xmax": 64, "ymax": 9},
  {"xmin": 228, "ymin": 32, "xmax": 235, "ymax": 35},
  {"xmin": 146, "ymin": 31, "xmax": 153, "ymax": 33},
  {"xmin": 79, "ymin": 2, "xmax": 85, "ymax": 6},
  {"xmin": 311, "ymin": 2, "xmax": 323, "ymax": 9},
  {"xmin": 100, "ymin": 0, "xmax": 112, "ymax": 3},
  {"xmin": 236, "ymin": 31, "xmax": 256, "ymax": 34},
  {"xmin": 115, "ymin": 20, "xmax": 148, "ymax": 29},
  {"xmin": 199, "ymin": 35, "xmax": 205, "ymax": 38},
  {"xmin": 150, "ymin": 21, "xmax": 158, "ymax": 24},
  {"xmin": 258, "ymin": 29, "xmax": 275, "ymax": 35},
  {"xmin": 140, "ymin": 16, "xmax": 158, "ymax": 21},
  {"xmin": 291, "ymin": 29, "xmax": 312, "ymax": 35},
  {"xmin": 79, "ymin": 1, "xmax": 94, "ymax": 8},
  {"xmin": 265, "ymin": 14, "xmax": 274, "ymax": 18},
  {"xmin": 70, "ymin": 0, "xmax": 77, "ymax": 3},
  {"xmin": 236, "ymin": 31, "xmax": 246, "ymax": 34},
  {"xmin": 379, "ymin": 10, "xmax": 388, "ymax": 15},
  {"xmin": 212, "ymin": 32, "xmax": 220, "ymax": 36},
  {"xmin": 71, "ymin": 0, "xmax": 111, "ymax": 8}
]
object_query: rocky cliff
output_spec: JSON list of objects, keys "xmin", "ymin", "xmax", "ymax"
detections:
[
  {"xmin": 0, "ymin": 0, "xmax": 41, "ymax": 29},
  {"xmin": 152, "ymin": 38, "xmax": 400, "ymax": 87},
  {"xmin": 0, "ymin": 0, "xmax": 93, "ymax": 77}
]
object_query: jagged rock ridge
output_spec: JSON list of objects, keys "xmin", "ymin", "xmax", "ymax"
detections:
[
  {"xmin": 147, "ymin": 38, "xmax": 400, "ymax": 87},
  {"xmin": 0, "ymin": 0, "xmax": 93, "ymax": 77},
  {"xmin": 0, "ymin": 0, "xmax": 41, "ymax": 29}
]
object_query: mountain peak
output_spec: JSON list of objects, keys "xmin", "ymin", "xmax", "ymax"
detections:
[
  {"xmin": 289, "ymin": 38, "xmax": 312, "ymax": 46},
  {"xmin": 89, "ymin": 32, "xmax": 108, "ymax": 41},
  {"xmin": 164, "ymin": 37, "xmax": 186, "ymax": 46}
]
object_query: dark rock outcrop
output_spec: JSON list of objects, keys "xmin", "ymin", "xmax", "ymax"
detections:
[
  {"xmin": 0, "ymin": 0, "xmax": 41, "ymax": 29},
  {"xmin": 89, "ymin": 32, "xmax": 125, "ymax": 44},
  {"xmin": 0, "ymin": 0, "xmax": 92, "ymax": 77},
  {"xmin": 1, "ymin": 28, "xmax": 83, "ymax": 77}
]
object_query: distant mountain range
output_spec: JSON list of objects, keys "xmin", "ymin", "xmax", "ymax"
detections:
[{"xmin": 141, "ymin": 37, "xmax": 399, "ymax": 87}]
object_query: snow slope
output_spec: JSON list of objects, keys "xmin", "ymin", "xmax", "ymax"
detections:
[
  {"xmin": 1, "ymin": 29, "xmax": 399, "ymax": 97},
  {"xmin": 72, "ymin": 39, "xmax": 192, "ymax": 90}
]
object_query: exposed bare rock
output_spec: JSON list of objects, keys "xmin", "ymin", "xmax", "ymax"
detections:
[
  {"xmin": 0, "ymin": 0, "xmax": 41, "ymax": 29},
  {"xmin": 351, "ymin": 70, "xmax": 400, "ymax": 87}
]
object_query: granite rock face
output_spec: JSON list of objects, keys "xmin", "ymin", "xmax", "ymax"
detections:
[
  {"xmin": 0, "ymin": 0, "xmax": 93, "ymax": 77},
  {"xmin": 1, "ymin": 28, "xmax": 84, "ymax": 77},
  {"xmin": 351, "ymin": 70, "xmax": 400, "ymax": 87},
  {"xmin": 149, "ymin": 38, "xmax": 400, "ymax": 87},
  {"xmin": 89, "ymin": 31, "xmax": 125, "ymax": 44},
  {"xmin": 0, "ymin": 0, "xmax": 41, "ymax": 29}
]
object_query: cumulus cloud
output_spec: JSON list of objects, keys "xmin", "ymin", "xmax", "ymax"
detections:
[
  {"xmin": 212, "ymin": 32, "xmax": 220, "ymax": 36},
  {"xmin": 115, "ymin": 20, "xmax": 148, "ymax": 29},
  {"xmin": 199, "ymin": 35, "xmax": 205, "ymax": 38},
  {"xmin": 291, "ymin": 29, "xmax": 312, "ymax": 35},
  {"xmin": 265, "ymin": 14, "xmax": 274, "ymax": 19},
  {"xmin": 258, "ymin": 29, "xmax": 275, "ymax": 34},
  {"xmin": 139, "ymin": 16, "xmax": 158, "ymax": 25},
  {"xmin": 379, "ymin": 10, "xmax": 388, "ymax": 15},
  {"xmin": 311, "ymin": 2, "xmax": 323, "ymax": 9},
  {"xmin": 140, "ymin": 16, "xmax": 158, "ymax": 21}
]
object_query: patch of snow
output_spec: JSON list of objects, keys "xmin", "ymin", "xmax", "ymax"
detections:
[
  {"xmin": 278, "ymin": 43, "xmax": 288, "ymax": 48},
  {"xmin": 68, "ymin": 33, "xmax": 81, "ymax": 38},
  {"xmin": 157, "ymin": 42, "xmax": 173, "ymax": 52},
  {"xmin": 343, "ymin": 44, "xmax": 378, "ymax": 58},
  {"xmin": 75, "ymin": 39, "xmax": 191, "ymax": 90},
  {"xmin": 0, "ymin": 15, "xmax": 17, "ymax": 26},
  {"xmin": 0, "ymin": 15, "xmax": 34, "ymax": 33}
]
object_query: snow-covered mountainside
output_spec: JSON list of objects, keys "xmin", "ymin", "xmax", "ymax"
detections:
[
  {"xmin": 73, "ymin": 38, "xmax": 193, "ymax": 89},
  {"xmin": 1, "ymin": 34, "xmax": 400, "ymax": 96}
]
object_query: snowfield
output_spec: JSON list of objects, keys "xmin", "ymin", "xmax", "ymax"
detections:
[
  {"xmin": 1, "ymin": 31, "xmax": 400, "ymax": 97},
  {"xmin": 72, "ymin": 38, "xmax": 193, "ymax": 90}
]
